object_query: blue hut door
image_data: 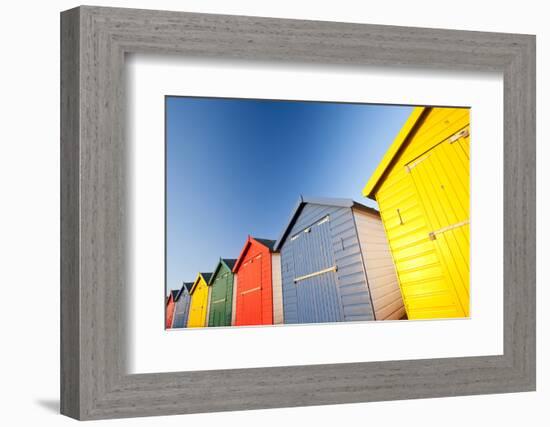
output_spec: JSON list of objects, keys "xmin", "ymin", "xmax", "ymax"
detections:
[
  {"xmin": 172, "ymin": 294, "xmax": 189, "ymax": 328},
  {"xmin": 290, "ymin": 216, "xmax": 343, "ymax": 323}
]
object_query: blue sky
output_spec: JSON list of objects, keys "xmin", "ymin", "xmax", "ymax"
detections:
[{"xmin": 166, "ymin": 97, "xmax": 412, "ymax": 293}]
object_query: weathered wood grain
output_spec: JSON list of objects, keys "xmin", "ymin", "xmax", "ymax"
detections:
[
  {"xmin": 60, "ymin": 5, "xmax": 536, "ymax": 420},
  {"xmin": 60, "ymin": 6, "xmax": 80, "ymax": 420}
]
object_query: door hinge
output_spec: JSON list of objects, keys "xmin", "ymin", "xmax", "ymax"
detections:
[
  {"xmin": 449, "ymin": 128, "xmax": 469, "ymax": 143},
  {"xmin": 429, "ymin": 219, "xmax": 469, "ymax": 240},
  {"xmin": 406, "ymin": 153, "xmax": 431, "ymax": 172},
  {"xmin": 294, "ymin": 265, "xmax": 338, "ymax": 283},
  {"xmin": 240, "ymin": 286, "xmax": 261, "ymax": 295}
]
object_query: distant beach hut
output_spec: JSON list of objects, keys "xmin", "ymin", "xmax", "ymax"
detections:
[
  {"xmin": 233, "ymin": 237, "xmax": 283, "ymax": 326},
  {"xmin": 274, "ymin": 197, "xmax": 405, "ymax": 324},
  {"xmin": 165, "ymin": 290, "xmax": 178, "ymax": 329},
  {"xmin": 363, "ymin": 107, "xmax": 470, "ymax": 319},
  {"xmin": 171, "ymin": 281, "xmax": 193, "ymax": 328},
  {"xmin": 187, "ymin": 272, "xmax": 213, "ymax": 328}
]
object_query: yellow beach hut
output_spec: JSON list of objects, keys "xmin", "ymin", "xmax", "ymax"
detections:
[
  {"xmin": 187, "ymin": 272, "xmax": 212, "ymax": 328},
  {"xmin": 363, "ymin": 106, "xmax": 470, "ymax": 320}
]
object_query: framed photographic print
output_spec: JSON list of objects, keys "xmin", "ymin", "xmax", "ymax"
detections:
[
  {"xmin": 164, "ymin": 99, "xmax": 469, "ymax": 331},
  {"xmin": 61, "ymin": 5, "xmax": 535, "ymax": 420}
]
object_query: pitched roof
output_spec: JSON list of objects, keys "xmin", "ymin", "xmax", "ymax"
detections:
[
  {"xmin": 209, "ymin": 258, "xmax": 237, "ymax": 284},
  {"xmin": 175, "ymin": 281, "xmax": 194, "ymax": 300},
  {"xmin": 190, "ymin": 272, "xmax": 213, "ymax": 294},
  {"xmin": 252, "ymin": 238, "xmax": 276, "ymax": 251},
  {"xmin": 362, "ymin": 106, "xmax": 427, "ymax": 199},
  {"xmin": 200, "ymin": 272, "xmax": 212, "ymax": 283},
  {"xmin": 222, "ymin": 258, "xmax": 237, "ymax": 270},
  {"xmin": 233, "ymin": 236, "xmax": 277, "ymax": 272},
  {"xmin": 166, "ymin": 289, "xmax": 178, "ymax": 304},
  {"xmin": 274, "ymin": 196, "xmax": 379, "ymax": 251}
]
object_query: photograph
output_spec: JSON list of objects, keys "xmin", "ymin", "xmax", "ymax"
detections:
[{"xmin": 165, "ymin": 97, "xmax": 470, "ymax": 329}]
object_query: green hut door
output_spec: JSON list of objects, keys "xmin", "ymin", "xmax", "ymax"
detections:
[{"xmin": 209, "ymin": 271, "xmax": 233, "ymax": 327}]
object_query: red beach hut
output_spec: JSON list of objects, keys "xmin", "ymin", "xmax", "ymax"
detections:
[
  {"xmin": 165, "ymin": 290, "xmax": 178, "ymax": 329},
  {"xmin": 232, "ymin": 236, "xmax": 283, "ymax": 326}
]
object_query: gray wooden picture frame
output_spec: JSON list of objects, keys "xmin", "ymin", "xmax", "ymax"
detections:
[{"xmin": 60, "ymin": 5, "xmax": 536, "ymax": 421}]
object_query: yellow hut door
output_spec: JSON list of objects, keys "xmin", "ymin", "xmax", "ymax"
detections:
[
  {"xmin": 407, "ymin": 126, "xmax": 470, "ymax": 318},
  {"xmin": 188, "ymin": 281, "xmax": 208, "ymax": 328}
]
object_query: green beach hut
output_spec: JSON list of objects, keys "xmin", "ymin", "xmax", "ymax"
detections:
[{"xmin": 207, "ymin": 258, "xmax": 237, "ymax": 327}]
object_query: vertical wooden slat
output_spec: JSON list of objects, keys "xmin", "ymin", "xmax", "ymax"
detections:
[{"xmin": 60, "ymin": 7, "xmax": 81, "ymax": 419}]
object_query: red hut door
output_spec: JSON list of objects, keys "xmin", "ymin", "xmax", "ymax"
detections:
[{"xmin": 240, "ymin": 254, "xmax": 263, "ymax": 325}]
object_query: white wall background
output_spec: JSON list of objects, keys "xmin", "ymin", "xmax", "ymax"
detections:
[{"xmin": 0, "ymin": 1, "xmax": 546, "ymax": 425}]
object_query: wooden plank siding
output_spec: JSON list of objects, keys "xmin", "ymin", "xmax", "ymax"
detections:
[
  {"xmin": 233, "ymin": 237, "xmax": 277, "ymax": 326},
  {"xmin": 187, "ymin": 273, "xmax": 211, "ymax": 328},
  {"xmin": 279, "ymin": 202, "xmax": 376, "ymax": 324},
  {"xmin": 208, "ymin": 260, "xmax": 236, "ymax": 327},
  {"xmin": 165, "ymin": 292, "xmax": 177, "ymax": 329},
  {"xmin": 353, "ymin": 209, "xmax": 405, "ymax": 320},
  {"xmin": 171, "ymin": 284, "xmax": 192, "ymax": 328},
  {"xmin": 364, "ymin": 107, "xmax": 470, "ymax": 319},
  {"xmin": 271, "ymin": 253, "xmax": 284, "ymax": 325},
  {"xmin": 231, "ymin": 275, "xmax": 238, "ymax": 326}
]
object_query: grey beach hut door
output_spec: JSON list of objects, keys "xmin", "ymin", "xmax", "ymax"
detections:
[
  {"xmin": 285, "ymin": 216, "xmax": 343, "ymax": 323},
  {"xmin": 172, "ymin": 294, "xmax": 190, "ymax": 328}
]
